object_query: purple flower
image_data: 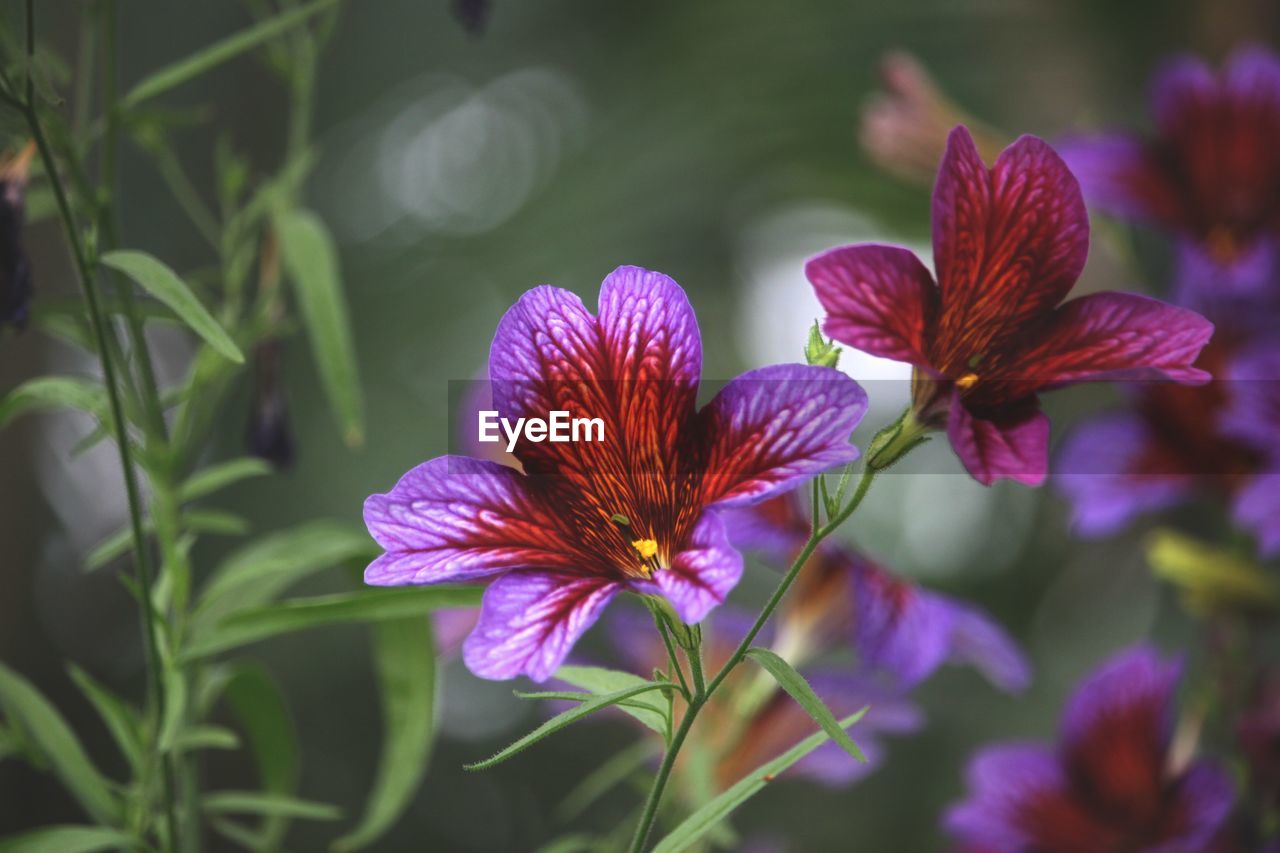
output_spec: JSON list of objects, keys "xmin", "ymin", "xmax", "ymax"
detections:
[
  {"xmin": 945, "ymin": 645, "xmax": 1234, "ymax": 852},
  {"xmin": 363, "ymin": 267, "xmax": 868, "ymax": 681},
  {"xmin": 808, "ymin": 126, "xmax": 1213, "ymax": 486},
  {"xmin": 1059, "ymin": 45, "xmax": 1280, "ymax": 309},
  {"xmin": 729, "ymin": 493, "xmax": 1031, "ymax": 694},
  {"xmin": 1056, "ymin": 337, "xmax": 1280, "ymax": 555}
]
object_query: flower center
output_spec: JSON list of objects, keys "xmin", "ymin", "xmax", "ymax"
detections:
[
  {"xmin": 955, "ymin": 372, "xmax": 979, "ymax": 391},
  {"xmin": 1206, "ymin": 226, "xmax": 1240, "ymax": 264},
  {"xmin": 632, "ymin": 538, "xmax": 659, "ymax": 560}
]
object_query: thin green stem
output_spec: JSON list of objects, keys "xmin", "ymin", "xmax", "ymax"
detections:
[
  {"xmin": 627, "ymin": 693, "xmax": 701, "ymax": 853},
  {"xmin": 685, "ymin": 638, "xmax": 706, "ymax": 698},
  {"xmin": 22, "ymin": 1, "xmax": 178, "ymax": 846},
  {"xmin": 653, "ymin": 616, "xmax": 690, "ymax": 702}
]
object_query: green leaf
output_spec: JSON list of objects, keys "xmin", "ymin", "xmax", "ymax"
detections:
[
  {"xmin": 274, "ymin": 208, "xmax": 364, "ymax": 446},
  {"xmin": 466, "ymin": 682, "xmax": 676, "ymax": 772},
  {"xmin": 202, "ymin": 791, "xmax": 341, "ymax": 821},
  {"xmin": 185, "ymin": 508, "xmax": 251, "ymax": 536},
  {"xmin": 184, "ymin": 587, "xmax": 482, "ymax": 659},
  {"xmin": 222, "ymin": 664, "xmax": 298, "ymax": 851},
  {"xmin": 65, "ymin": 666, "xmax": 143, "ymax": 774},
  {"xmin": 173, "ymin": 726, "xmax": 240, "ymax": 753},
  {"xmin": 0, "ymin": 663, "xmax": 120, "ymax": 824},
  {"xmin": 651, "ymin": 709, "xmax": 868, "ymax": 853},
  {"xmin": 100, "ymin": 250, "xmax": 244, "ymax": 363},
  {"xmin": 121, "ymin": 0, "xmax": 340, "ymax": 107},
  {"xmin": 0, "ymin": 725, "xmax": 16, "ymax": 762},
  {"xmin": 158, "ymin": 671, "xmax": 188, "ymax": 752},
  {"xmin": 333, "ymin": 617, "xmax": 436, "ymax": 851},
  {"xmin": 0, "ymin": 825, "xmax": 135, "ymax": 853},
  {"xmin": 0, "ymin": 377, "xmax": 108, "ymax": 430},
  {"xmin": 553, "ymin": 665, "xmax": 669, "ymax": 737},
  {"xmin": 180, "ymin": 458, "xmax": 273, "ymax": 502},
  {"xmin": 744, "ymin": 648, "xmax": 866, "ymax": 763},
  {"xmin": 194, "ymin": 521, "xmax": 377, "ymax": 626}
]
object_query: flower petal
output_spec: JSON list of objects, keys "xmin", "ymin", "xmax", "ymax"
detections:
[
  {"xmin": 1054, "ymin": 413, "xmax": 1195, "ymax": 536},
  {"xmin": 1234, "ymin": 474, "xmax": 1280, "ymax": 557},
  {"xmin": 638, "ymin": 510, "xmax": 742, "ymax": 624},
  {"xmin": 947, "ymin": 397, "xmax": 1050, "ymax": 486},
  {"xmin": 852, "ymin": 562, "xmax": 952, "ymax": 686},
  {"xmin": 944, "ymin": 743, "xmax": 1086, "ymax": 851},
  {"xmin": 947, "ymin": 603, "xmax": 1032, "ymax": 694},
  {"xmin": 1059, "ymin": 645, "xmax": 1180, "ymax": 819},
  {"xmin": 931, "ymin": 127, "xmax": 1089, "ymax": 364},
  {"xmin": 1150, "ymin": 54, "xmax": 1216, "ymax": 138},
  {"xmin": 805, "ymin": 244, "xmax": 938, "ymax": 364},
  {"xmin": 1005, "ymin": 292, "xmax": 1214, "ymax": 389},
  {"xmin": 699, "ymin": 364, "xmax": 866, "ymax": 507},
  {"xmin": 1170, "ymin": 763, "xmax": 1236, "ymax": 849},
  {"xmin": 462, "ymin": 571, "xmax": 622, "ymax": 681},
  {"xmin": 1056, "ymin": 133, "xmax": 1185, "ymax": 227},
  {"xmin": 363, "ymin": 456, "xmax": 578, "ymax": 585},
  {"xmin": 1174, "ymin": 236, "xmax": 1280, "ymax": 307}
]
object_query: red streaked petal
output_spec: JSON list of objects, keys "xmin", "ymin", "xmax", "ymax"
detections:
[
  {"xmin": 363, "ymin": 456, "xmax": 579, "ymax": 585},
  {"xmin": 806, "ymin": 243, "xmax": 938, "ymax": 364},
  {"xmin": 947, "ymin": 397, "xmax": 1049, "ymax": 487},
  {"xmin": 931, "ymin": 128, "xmax": 1089, "ymax": 368},
  {"xmin": 463, "ymin": 571, "xmax": 622, "ymax": 681},
  {"xmin": 698, "ymin": 364, "xmax": 866, "ymax": 507},
  {"xmin": 1004, "ymin": 292, "xmax": 1213, "ymax": 389}
]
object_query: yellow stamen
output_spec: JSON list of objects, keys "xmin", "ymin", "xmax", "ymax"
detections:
[
  {"xmin": 956, "ymin": 372, "xmax": 979, "ymax": 391},
  {"xmin": 632, "ymin": 538, "xmax": 658, "ymax": 560}
]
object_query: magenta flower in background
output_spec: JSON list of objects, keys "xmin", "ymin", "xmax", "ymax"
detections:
[
  {"xmin": 1056, "ymin": 337, "xmax": 1280, "ymax": 555},
  {"xmin": 945, "ymin": 645, "xmax": 1233, "ymax": 851},
  {"xmin": 1059, "ymin": 45, "xmax": 1280, "ymax": 308},
  {"xmin": 363, "ymin": 266, "xmax": 868, "ymax": 681},
  {"xmin": 728, "ymin": 493, "xmax": 1031, "ymax": 694},
  {"xmin": 808, "ymin": 126, "xmax": 1213, "ymax": 486}
]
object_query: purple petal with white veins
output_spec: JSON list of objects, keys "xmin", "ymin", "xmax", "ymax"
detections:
[{"xmin": 462, "ymin": 571, "xmax": 622, "ymax": 681}]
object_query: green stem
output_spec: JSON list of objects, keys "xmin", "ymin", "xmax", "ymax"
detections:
[
  {"xmin": 627, "ymin": 692, "xmax": 701, "ymax": 853},
  {"xmin": 22, "ymin": 1, "xmax": 178, "ymax": 846},
  {"xmin": 651, "ymin": 609, "xmax": 690, "ymax": 702}
]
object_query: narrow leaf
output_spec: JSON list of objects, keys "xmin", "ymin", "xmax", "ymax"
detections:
[
  {"xmin": 222, "ymin": 664, "xmax": 298, "ymax": 851},
  {"xmin": 122, "ymin": 0, "xmax": 340, "ymax": 106},
  {"xmin": 173, "ymin": 726, "xmax": 240, "ymax": 753},
  {"xmin": 180, "ymin": 458, "xmax": 273, "ymax": 502},
  {"xmin": 275, "ymin": 208, "xmax": 364, "ymax": 446},
  {"xmin": 651, "ymin": 709, "xmax": 868, "ymax": 853},
  {"xmin": 202, "ymin": 791, "xmax": 341, "ymax": 821},
  {"xmin": 333, "ymin": 617, "xmax": 436, "ymax": 851},
  {"xmin": 556, "ymin": 739, "xmax": 656, "ymax": 821},
  {"xmin": 553, "ymin": 665, "xmax": 669, "ymax": 736},
  {"xmin": 0, "ymin": 826, "xmax": 135, "ymax": 853},
  {"xmin": 194, "ymin": 521, "xmax": 376, "ymax": 626},
  {"xmin": 158, "ymin": 671, "xmax": 188, "ymax": 752},
  {"xmin": 0, "ymin": 664, "xmax": 120, "ymax": 823},
  {"xmin": 66, "ymin": 666, "xmax": 143, "ymax": 773},
  {"xmin": 0, "ymin": 377, "xmax": 107, "ymax": 430},
  {"xmin": 100, "ymin": 250, "xmax": 243, "ymax": 363},
  {"xmin": 184, "ymin": 587, "xmax": 482, "ymax": 659},
  {"xmin": 466, "ymin": 683, "xmax": 675, "ymax": 771},
  {"xmin": 744, "ymin": 648, "xmax": 866, "ymax": 762}
]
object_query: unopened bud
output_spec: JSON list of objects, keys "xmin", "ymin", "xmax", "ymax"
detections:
[{"xmin": 805, "ymin": 321, "xmax": 841, "ymax": 368}]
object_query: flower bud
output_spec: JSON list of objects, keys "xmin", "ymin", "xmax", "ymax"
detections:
[
  {"xmin": 804, "ymin": 321, "xmax": 841, "ymax": 368},
  {"xmin": 0, "ymin": 142, "xmax": 35, "ymax": 333},
  {"xmin": 1147, "ymin": 529, "xmax": 1280, "ymax": 617}
]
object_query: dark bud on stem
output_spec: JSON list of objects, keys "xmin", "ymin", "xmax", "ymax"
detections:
[
  {"xmin": 0, "ymin": 142, "xmax": 35, "ymax": 334},
  {"xmin": 451, "ymin": 0, "xmax": 492, "ymax": 35},
  {"xmin": 246, "ymin": 340, "xmax": 295, "ymax": 469}
]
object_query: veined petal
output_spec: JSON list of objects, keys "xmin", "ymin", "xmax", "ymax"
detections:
[
  {"xmin": 1056, "ymin": 133, "xmax": 1185, "ymax": 228},
  {"xmin": 931, "ymin": 127, "xmax": 1089, "ymax": 365},
  {"xmin": 632, "ymin": 511, "xmax": 742, "ymax": 624},
  {"xmin": 596, "ymin": 265, "xmax": 702, "ymax": 459},
  {"xmin": 1005, "ymin": 292, "xmax": 1214, "ymax": 389},
  {"xmin": 699, "ymin": 364, "xmax": 866, "ymax": 508},
  {"xmin": 947, "ymin": 398, "xmax": 1050, "ymax": 486},
  {"xmin": 363, "ymin": 456, "xmax": 579, "ymax": 585},
  {"xmin": 462, "ymin": 571, "xmax": 622, "ymax": 681},
  {"xmin": 805, "ymin": 244, "xmax": 937, "ymax": 364},
  {"xmin": 1059, "ymin": 645, "xmax": 1180, "ymax": 819},
  {"xmin": 1054, "ymin": 414, "xmax": 1195, "ymax": 536}
]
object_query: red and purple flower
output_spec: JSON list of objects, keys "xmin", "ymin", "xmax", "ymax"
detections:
[
  {"xmin": 728, "ymin": 493, "xmax": 1031, "ymax": 694},
  {"xmin": 945, "ymin": 645, "xmax": 1234, "ymax": 852},
  {"xmin": 807, "ymin": 126, "xmax": 1213, "ymax": 486},
  {"xmin": 1056, "ymin": 337, "xmax": 1280, "ymax": 555},
  {"xmin": 1059, "ymin": 45, "xmax": 1280, "ymax": 308},
  {"xmin": 363, "ymin": 266, "xmax": 868, "ymax": 681}
]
